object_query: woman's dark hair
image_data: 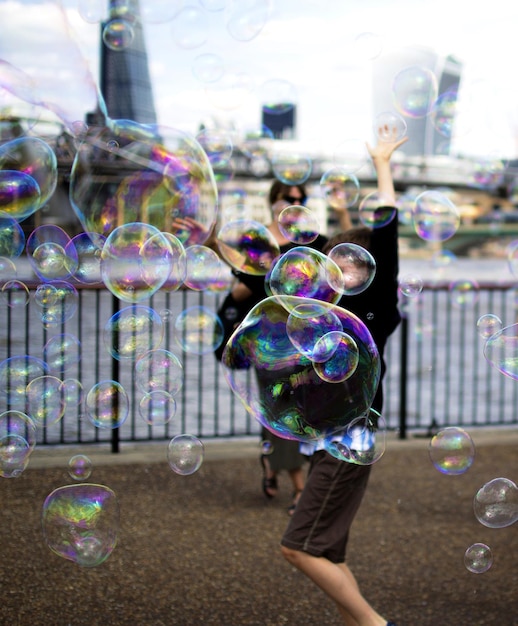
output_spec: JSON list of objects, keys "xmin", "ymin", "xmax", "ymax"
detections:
[
  {"xmin": 323, "ymin": 226, "xmax": 372, "ymax": 254},
  {"xmin": 268, "ymin": 180, "xmax": 308, "ymax": 206}
]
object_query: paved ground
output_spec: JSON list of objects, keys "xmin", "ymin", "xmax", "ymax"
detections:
[{"xmin": 1, "ymin": 428, "xmax": 518, "ymax": 625}]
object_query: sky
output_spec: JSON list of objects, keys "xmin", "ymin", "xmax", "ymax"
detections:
[{"xmin": 1, "ymin": 0, "xmax": 518, "ymax": 159}]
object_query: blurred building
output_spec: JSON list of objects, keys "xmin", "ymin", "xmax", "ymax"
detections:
[{"xmin": 261, "ymin": 104, "xmax": 297, "ymax": 139}]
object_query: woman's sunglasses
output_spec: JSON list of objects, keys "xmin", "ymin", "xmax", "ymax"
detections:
[{"xmin": 283, "ymin": 194, "xmax": 307, "ymax": 205}]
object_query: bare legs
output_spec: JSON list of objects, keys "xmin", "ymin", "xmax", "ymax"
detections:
[{"xmin": 280, "ymin": 546, "xmax": 387, "ymax": 626}]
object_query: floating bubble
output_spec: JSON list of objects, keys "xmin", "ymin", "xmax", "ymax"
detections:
[
  {"xmin": 42, "ymin": 483, "xmax": 119, "ymax": 567},
  {"xmin": 412, "ymin": 190, "xmax": 460, "ymax": 242},
  {"xmin": 65, "ymin": 232, "xmax": 105, "ymax": 284},
  {"xmin": 34, "ymin": 282, "xmax": 59, "ymax": 309},
  {"xmin": 43, "ymin": 333, "xmax": 82, "ymax": 374},
  {"xmin": 0, "ymin": 170, "xmax": 41, "ymax": 221},
  {"xmin": 174, "ymin": 305, "xmax": 225, "ymax": 355},
  {"xmin": 0, "ymin": 354, "xmax": 49, "ymax": 409},
  {"xmin": 222, "ymin": 295, "xmax": 380, "ymax": 442},
  {"xmin": 260, "ymin": 439, "xmax": 273, "ymax": 455},
  {"xmin": 100, "ymin": 222, "xmax": 173, "ymax": 302},
  {"xmin": 327, "ymin": 243, "xmax": 376, "ymax": 296},
  {"xmin": 167, "ymin": 434, "xmax": 204, "ymax": 475},
  {"xmin": 476, "ymin": 314, "xmax": 502, "ymax": 339},
  {"xmin": 104, "ymin": 304, "xmax": 164, "ymax": 361},
  {"xmin": 157, "ymin": 232, "xmax": 186, "ymax": 292},
  {"xmin": 69, "ymin": 121, "xmax": 218, "ymax": 248},
  {"xmin": 183, "ymin": 245, "xmax": 223, "ymax": 291},
  {"xmin": 353, "ymin": 31, "xmax": 383, "ymax": 61},
  {"xmin": 286, "ymin": 302, "xmax": 343, "ymax": 362},
  {"xmin": 267, "ymin": 247, "xmax": 342, "ymax": 303},
  {"xmin": 239, "ymin": 125, "xmax": 274, "ymax": 159},
  {"xmin": 226, "ymin": 0, "xmax": 270, "ymax": 41},
  {"xmin": 27, "ymin": 224, "xmax": 74, "ymax": 282},
  {"xmin": 196, "ymin": 128, "xmax": 233, "ymax": 168},
  {"xmin": 319, "ymin": 168, "xmax": 360, "ymax": 210},
  {"xmin": 134, "ymin": 349, "xmax": 184, "ymax": 396},
  {"xmin": 324, "ymin": 410, "xmax": 386, "ymax": 465},
  {"xmin": 358, "ymin": 193, "xmax": 397, "ymax": 228},
  {"xmin": 68, "ymin": 454, "xmax": 93, "ymax": 481},
  {"xmin": 39, "ymin": 281, "xmax": 78, "ymax": 326},
  {"xmin": 61, "ymin": 378, "xmax": 84, "ymax": 407},
  {"xmin": 431, "ymin": 248, "xmax": 457, "ymax": 269},
  {"xmin": 392, "ymin": 65, "xmax": 438, "ymax": 119},
  {"xmin": 171, "ymin": 6, "xmax": 209, "ymax": 49},
  {"xmin": 77, "ymin": 0, "xmax": 107, "ymax": 23},
  {"xmin": 484, "ymin": 322, "xmax": 518, "ymax": 380},
  {"xmin": 0, "ymin": 218, "xmax": 24, "ymax": 258},
  {"xmin": 1, "ymin": 280, "xmax": 30, "ymax": 308},
  {"xmin": 399, "ymin": 273, "xmax": 423, "ymax": 298},
  {"xmin": 464, "ymin": 543, "xmax": 493, "ymax": 574},
  {"xmin": 473, "ymin": 477, "xmax": 518, "ymax": 528},
  {"xmin": 431, "ymin": 90, "xmax": 458, "ymax": 138},
  {"xmin": 217, "ymin": 219, "xmax": 280, "ymax": 275},
  {"xmin": 0, "ymin": 256, "xmax": 17, "ymax": 282},
  {"xmin": 26, "ymin": 375, "xmax": 66, "ymax": 428},
  {"xmin": 192, "ymin": 53, "xmax": 225, "ymax": 83},
  {"xmin": 259, "ymin": 79, "xmax": 297, "ymax": 115},
  {"xmin": 449, "ymin": 279, "xmax": 479, "ymax": 309},
  {"xmin": 0, "ymin": 410, "xmax": 36, "ymax": 478},
  {"xmin": 271, "ymin": 152, "xmax": 312, "ymax": 185},
  {"xmin": 278, "ymin": 205, "xmax": 320, "ymax": 245},
  {"xmin": 312, "ymin": 331, "xmax": 359, "ymax": 383},
  {"xmin": 102, "ymin": 18, "xmax": 135, "ymax": 50},
  {"xmin": 429, "ymin": 427, "xmax": 475, "ymax": 475},
  {"xmin": 373, "ymin": 111, "xmax": 407, "ymax": 142},
  {"xmin": 139, "ymin": 391, "xmax": 177, "ymax": 426},
  {"xmin": 85, "ymin": 380, "xmax": 129, "ymax": 429}
]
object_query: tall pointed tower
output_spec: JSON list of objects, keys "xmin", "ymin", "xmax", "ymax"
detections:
[{"xmin": 99, "ymin": 0, "xmax": 157, "ymax": 124}]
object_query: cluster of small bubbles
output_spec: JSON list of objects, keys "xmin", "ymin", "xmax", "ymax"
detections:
[
  {"xmin": 271, "ymin": 152, "xmax": 312, "ymax": 185},
  {"xmin": 68, "ymin": 454, "xmax": 93, "ymax": 481},
  {"xmin": 0, "ymin": 410, "xmax": 37, "ymax": 478},
  {"xmin": 449, "ymin": 279, "xmax": 479, "ymax": 309},
  {"xmin": 192, "ymin": 53, "xmax": 225, "ymax": 83},
  {"xmin": 260, "ymin": 439, "xmax": 274, "ymax": 455},
  {"xmin": 44, "ymin": 333, "xmax": 81, "ymax": 374},
  {"xmin": 184, "ymin": 245, "xmax": 224, "ymax": 291},
  {"xmin": 1, "ymin": 279, "xmax": 30, "ymax": 308},
  {"xmin": 327, "ymin": 243, "xmax": 376, "ymax": 296},
  {"xmin": 399, "ymin": 273, "xmax": 423, "ymax": 298},
  {"xmin": 392, "ymin": 65, "xmax": 438, "ymax": 119},
  {"xmin": 174, "ymin": 305, "xmax": 224, "ymax": 355},
  {"xmin": 222, "ymin": 296, "xmax": 380, "ymax": 442},
  {"xmin": 358, "ymin": 193, "xmax": 397, "ymax": 228},
  {"xmin": 319, "ymin": 169, "xmax": 360, "ymax": 210},
  {"xmin": 259, "ymin": 79, "xmax": 297, "ymax": 116},
  {"xmin": 373, "ymin": 111, "xmax": 407, "ymax": 142},
  {"xmin": 430, "ymin": 90, "xmax": 458, "ymax": 138},
  {"xmin": 429, "ymin": 427, "xmax": 475, "ymax": 475},
  {"xmin": 324, "ymin": 410, "xmax": 386, "ymax": 465},
  {"xmin": 139, "ymin": 390, "xmax": 177, "ymax": 426},
  {"xmin": 103, "ymin": 304, "xmax": 164, "ymax": 361},
  {"xmin": 85, "ymin": 380, "xmax": 129, "ymax": 429},
  {"xmin": 473, "ymin": 477, "xmax": 518, "ymax": 528},
  {"xmin": 42, "ymin": 483, "xmax": 119, "ymax": 567},
  {"xmin": 267, "ymin": 247, "xmax": 342, "ymax": 303},
  {"xmin": 26, "ymin": 375, "xmax": 66, "ymax": 428},
  {"xmin": 464, "ymin": 543, "xmax": 493, "ymax": 574},
  {"xmin": 217, "ymin": 219, "xmax": 280, "ymax": 275},
  {"xmin": 412, "ymin": 190, "xmax": 460, "ymax": 242},
  {"xmin": 484, "ymin": 322, "xmax": 518, "ymax": 380},
  {"xmin": 134, "ymin": 349, "xmax": 184, "ymax": 396},
  {"xmin": 167, "ymin": 434, "xmax": 204, "ymax": 475},
  {"xmin": 0, "ymin": 217, "xmax": 25, "ymax": 257},
  {"xmin": 476, "ymin": 314, "xmax": 502, "ymax": 339},
  {"xmin": 278, "ymin": 205, "xmax": 320, "ymax": 245},
  {"xmin": 171, "ymin": 6, "xmax": 209, "ymax": 49}
]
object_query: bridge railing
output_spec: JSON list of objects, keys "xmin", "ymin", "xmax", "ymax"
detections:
[{"xmin": 1, "ymin": 282, "xmax": 516, "ymax": 450}]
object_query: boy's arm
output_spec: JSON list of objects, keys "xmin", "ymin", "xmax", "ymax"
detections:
[{"xmin": 366, "ymin": 127, "xmax": 408, "ymax": 204}]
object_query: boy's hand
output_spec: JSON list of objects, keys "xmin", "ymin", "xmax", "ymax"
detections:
[{"xmin": 366, "ymin": 126, "xmax": 408, "ymax": 162}]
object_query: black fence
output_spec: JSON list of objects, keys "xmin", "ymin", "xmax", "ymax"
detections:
[{"xmin": 1, "ymin": 282, "xmax": 517, "ymax": 451}]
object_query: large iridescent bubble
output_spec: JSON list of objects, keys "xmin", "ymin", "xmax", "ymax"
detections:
[
  {"xmin": 217, "ymin": 219, "xmax": 280, "ymax": 275},
  {"xmin": 42, "ymin": 483, "xmax": 119, "ymax": 567},
  {"xmin": 222, "ymin": 295, "xmax": 380, "ymax": 442},
  {"xmin": 484, "ymin": 323, "xmax": 518, "ymax": 380},
  {"xmin": 69, "ymin": 120, "xmax": 218, "ymax": 247},
  {"xmin": 0, "ymin": 410, "xmax": 37, "ymax": 478},
  {"xmin": 473, "ymin": 477, "xmax": 518, "ymax": 529}
]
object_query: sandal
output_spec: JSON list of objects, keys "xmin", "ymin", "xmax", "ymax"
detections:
[
  {"xmin": 288, "ymin": 490, "xmax": 302, "ymax": 516},
  {"xmin": 260, "ymin": 455, "xmax": 278, "ymax": 499}
]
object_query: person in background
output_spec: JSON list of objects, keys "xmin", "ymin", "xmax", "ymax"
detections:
[{"xmin": 279, "ymin": 129, "xmax": 407, "ymax": 626}]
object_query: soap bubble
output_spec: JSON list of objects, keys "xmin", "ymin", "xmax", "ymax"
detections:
[
  {"xmin": 222, "ymin": 295, "xmax": 380, "ymax": 442},
  {"xmin": 167, "ymin": 434, "xmax": 204, "ymax": 475},
  {"xmin": 476, "ymin": 314, "xmax": 502, "ymax": 339},
  {"xmin": 65, "ymin": 232, "xmax": 105, "ymax": 284},
  {"xmin": 217, "ymin": 219, "xmax": 280, "ymax": 275},
  {"xmin": 102, "ymin": 18, "xmax": 135, "ymax": 51},
  {"xmin": 319, "ymin": 169, "xmax": 360, "ymax": 210},
  {"xmin": 68, "ymin": 454, "xmax": 93, "ymax": 481},
  {"xmin": 0, "ymin": 218, "xmax": 25, "ymax": 258},
  {"xmin": 183, "ymin": 245, "xmax": 223, "ymax": 291},
  {"xmin": 483, "ymin": 323, "xmax": 518, "ymax": 380},
  {"xmin": 1, "ymin": 280, "xmax": 30, "ymax": 308},
  {"xmin": 449, "ymin": 279, "xmax": 479, "ymax": 309},
  {"xmin": 134, "ymin": 349, "xmax": 184, "ymax": 396},
  {"xmin": 61, "ymin": 378, "xmax": 84, "ymax": 407},
  {"xmin": 412, "ymin": 190, "xmax": 460, "ymax": 242},
  {"xmin": 44, "ymin": 333, "xmax": 81, "ymax": 374},
  {"xmin": 42, "ymin": 483, "xmax": 119, "ymax": 567},
  {"xmin": 0, "ymin": 171, "xmax": 40, "ymax": 222},
  {"xmin": 158, "ymin": 232, "xmax": 187, "ymax": 292},
  {"xmin": 392, "ymin": 65, "xmax": 438, "ymax": 119},
  {"xmin": 104, "ymin": 304, "xmax": 164, "ymax": 361},
  {"xmin": 312, "ymin": 331, "xmax": 359, "ymax": 383},
  {"xmin": 464, "ymin": 543, "xmax": 493, "ymax": 574},
  {"xmin": 473, "ymin": 477, "xmax": 518, "ymax": 528},
  {"xmin": 327, "ymin": 243, "xmax": 376, "ymax": 296},
  {"xmin": 324, "ymin": 409, "xmax": 386, "ymax": 465},
  {"xmin": 286, "ymin": 302, "xmax": 343, "ymax": 362},
  {"xmin": 196, "ymin": 128, "xmax": 233, "ymax": 167},
  {"xmin": 353, "ymin": 31, "xmax": 383, "ymax": 62},
  {"xmin": 174, "ymin": 305, "xmax": 225, "ymax": 355},
  {"xmin": 226, "ymin": 0, "xmax": 270, "ymax": 42},
  {"xmin": 271, "ymin": 152, "xmax": 312, "ymax": 185},
  {"xmin": 69, "ymin": 121, "xmax": 218, "ymax": 248},
  {"xmin": 26, "ymin": 375, "xmax": 66, "ymax": 428},
  {"xmin": 39, "ymin": 281, "xmax": 79, "ymax": 327},
  {"xmin": 34, "ymin": 284, "xmax": 58, "ymax": 308},
  {"xmin": 278, "ymin": 205, "xmax": 320, "ymax": 245},
  {"xmin": 171, "ymin": 6, "xmax": 209, "ymax": 49},
  {"xmin": 0, "ymin": 354, "xmax": 49, "ymax": 409},
  {"xmin": 0, "ymin": 410, "xmax": 36, "ymax": 478},
  {"xmin": 267, "ymin": 247, "xmax": 342, "ymax": 303},
  {"xmin": 373, "ymin": 111, "xmax": 407, "ymax": 141},
  {"xmin": 260, "ymin": 439, "xmax": 273, "ymax": 455},
  {"xmin": 192, "ymin": 53, "xmax": 225, "ymax": 83},
  {"xmin": 399, "ymin": 273, "xmax": 423, "ymax": 298},
  {"xmin": 358, "ymin": 193, "xmax": 397, "ymax": 228},
  {"xmin": 27, "ymin": 225, "xmax": 73, "ymax": 282},
  {"xmin": 139, "ymin": 391, "xmax": 177, "ymax": 426},
  {"xmin": 85, "ymin": 380, "xmax": 129, "ymax": 429},
  {"xmin": 431, "ymin": 90, "xmax": 458, "ymax": 138},
  {"xmin": 429, "ymin": 427, "xmax": 475, "ymax": 475}
]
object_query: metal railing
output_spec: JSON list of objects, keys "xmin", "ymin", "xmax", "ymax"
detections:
[{"xmin": 1, "ymin": 282, "xmax": 517, "ymax": 450}]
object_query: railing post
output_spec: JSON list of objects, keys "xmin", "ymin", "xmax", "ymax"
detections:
[
  {"xmin": 110, "ymin": 293, "xmax": 120, "ymax": 453},
  {"xmin": 398, "ymin": 313, "xmax": 409, "ymax": 440}
]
